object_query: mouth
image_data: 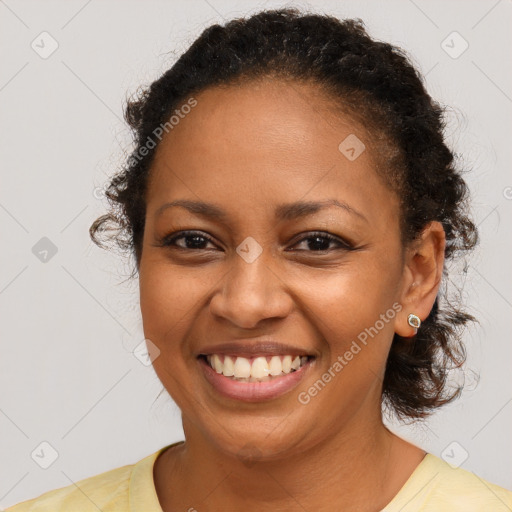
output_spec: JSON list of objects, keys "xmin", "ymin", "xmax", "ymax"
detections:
[
  {"xmin": 198, "ymin": 354, "xmax": 314, "ymax": 381},
  {"xmin": 197, "ymin": 353, "xmax": 316, "ymax": 402}
]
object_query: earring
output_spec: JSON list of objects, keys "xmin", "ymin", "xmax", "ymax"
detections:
[{"xmin": 407, "ymin": 314, "xmax": 421, "ymax": 329}]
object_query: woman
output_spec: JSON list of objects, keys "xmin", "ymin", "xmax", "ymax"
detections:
[{"xmin": 7, "ymin": 7, "xmax": 512, "ymax": 511}]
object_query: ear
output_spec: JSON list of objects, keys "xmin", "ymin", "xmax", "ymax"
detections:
[{"xmin": 395, "ymin": 221, "xmax": 446, "ymax": 338}]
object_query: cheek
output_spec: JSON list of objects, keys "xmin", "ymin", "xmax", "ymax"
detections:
[
  {"xmin": 139, "ymin": 259, "xmax": 210, "ymax": 349},
  {"xmin": 291, "ymin": 259, "xmax": 399, "ymax": 403},
  {"xmin": 291, "ymin": 257, "xmax": 398, "ymax": 340},
  {"xmin": 138, "ymin": 260, "xmax": 213, "ymax": 408}
]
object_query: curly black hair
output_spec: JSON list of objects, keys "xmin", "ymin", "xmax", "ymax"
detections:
[{"xmin": 90, "ymin": 8, "xmax": 479, "ymax": 420}]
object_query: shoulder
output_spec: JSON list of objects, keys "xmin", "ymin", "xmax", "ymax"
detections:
[
  {"xmin": 385, "ymin": 453, "xmax": 512, "ymax": 511},
  {"xmin": 4, "ymin": 445, "xmax": 170, "ymax": 512},
  {"xmin": 4, "ymin": 465, "xmax": 132, "ymax": 512}
]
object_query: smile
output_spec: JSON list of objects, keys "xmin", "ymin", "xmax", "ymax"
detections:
[
  {"xmin": 203, "ymin": 354, "xmax": 312, "ymax": 381},
  {"xmin": 198, "ymin": 354, "xmax": 316, "ymax": 402}
]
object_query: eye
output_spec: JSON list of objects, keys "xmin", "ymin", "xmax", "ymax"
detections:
[
  {"xmin": 289, "ymin": 231, "xmax": 353, "ymax": 252},
  {"xmin": 155, "ymin": 230, "xmax": 354, "ymax": 253},
  {"xmin": 157, "ymin": 230, "xmax": 218, "ymax": 251}
]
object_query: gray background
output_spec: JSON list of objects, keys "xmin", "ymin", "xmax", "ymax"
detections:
[{"xmin": 1, "ymin": 0, "xmax": 511, "ymax": 507}]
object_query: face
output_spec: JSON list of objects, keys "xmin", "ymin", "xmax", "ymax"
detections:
[{"xmin": 139, "ymin": 78, "xmax": 406, "ymax": 461}]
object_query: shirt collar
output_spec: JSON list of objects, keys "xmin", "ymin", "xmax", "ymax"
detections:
[{"xmin": 129, "ymin": 441, "xmax": 184, "ymax": 512}]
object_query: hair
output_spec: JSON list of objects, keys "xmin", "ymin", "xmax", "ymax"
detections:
[{"xmin": 90, "ymin": 7, "xmax": 479, "ymax": 420}]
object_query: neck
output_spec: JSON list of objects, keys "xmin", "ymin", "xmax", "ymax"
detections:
[{"xmin": 154, "ymin": 412, "xmax": 425, "ymax": 511}]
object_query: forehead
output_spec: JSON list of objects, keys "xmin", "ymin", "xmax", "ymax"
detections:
[{"xmin": 146, "ymin": 78, "xmax": 398, "ymax": 228}]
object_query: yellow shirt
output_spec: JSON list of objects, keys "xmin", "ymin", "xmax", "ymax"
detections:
[{"xmin": 5, "ymin": 441, "xmax": 512, "ymax": 511}]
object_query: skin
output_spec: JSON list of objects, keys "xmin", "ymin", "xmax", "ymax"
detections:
[{"xmin": 138, "ymin": 78, "xmax": 446, "ymax": 511}]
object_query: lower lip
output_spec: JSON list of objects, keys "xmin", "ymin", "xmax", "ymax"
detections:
[{"xmin": 198, "ymin": 356, "xmax": 314, "ymax": 402}]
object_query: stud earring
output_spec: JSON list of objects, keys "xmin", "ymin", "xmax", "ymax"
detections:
[{"xmin": 407, "ymin": 313, "xmax": 421, "ymax": 329}]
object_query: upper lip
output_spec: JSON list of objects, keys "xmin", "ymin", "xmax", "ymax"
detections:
[{"xmin": 196, "ymin": 340, "xmax": 316, "ymax": 358}]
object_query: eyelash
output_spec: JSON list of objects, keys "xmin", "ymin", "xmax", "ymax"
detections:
[{"xmin": 157, "ymin": 230, "xmax": 354, "ymax": 253}]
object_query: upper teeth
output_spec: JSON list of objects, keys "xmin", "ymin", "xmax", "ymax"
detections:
[{"xmin": 206, "ymin": 354, "xmax": 308, "ymax": 379}]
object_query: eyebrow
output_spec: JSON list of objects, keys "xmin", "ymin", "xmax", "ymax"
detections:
[{"xmin": 154, "ymin": 198, "xmax": 368, "ymax": 223}]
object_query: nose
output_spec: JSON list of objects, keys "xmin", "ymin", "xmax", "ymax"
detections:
[{"xmin": 209, "ymin": 251, "xmax": 293, "ymax": 329}]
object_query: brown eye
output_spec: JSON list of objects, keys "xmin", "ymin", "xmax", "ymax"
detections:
[
  {"xmin": 158, "ymin": 231, "xmax": 218, "ymax": 250},
  {"xmin": 290, "ymin": 232, "xmax": 353, "ymax": 252}
]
